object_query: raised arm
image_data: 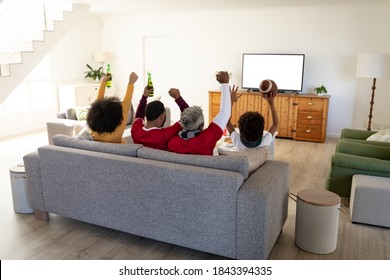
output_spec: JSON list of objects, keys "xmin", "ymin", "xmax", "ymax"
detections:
[
  {"xmin": 262, "ymin": 92, "xmax": 279, "ymax": 136},
  {"xmin": 135, "ymin": 86, "xmax": 153, "ymax": 119},
  {"xmin": 213, "ymin": 71, "xmax": 231, "ymax": 129},
  {"xmin": 96, "ymin": 75, "xmax": 109, "ymax": 100},
  {"xmin": 226, "ymin": 85, "xmax": 239, "ymax": 135},
  {"xmin": 168, "ymin": 88, "xmax": 189, "ymax": 112},
  {"xmin": 122, "ymin": 72, "xmax": 138, "ymax": 116}
]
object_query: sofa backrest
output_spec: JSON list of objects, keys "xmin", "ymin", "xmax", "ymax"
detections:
[
  {"xmin": 137, "ymin": 147, "xmax": 249, "ymax": 179},
  {"xmin": 52, "ymin": 134, "xmax": 142, "ymax": 157}
]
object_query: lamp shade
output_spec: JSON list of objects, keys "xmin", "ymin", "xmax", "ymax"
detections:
[
  {"xmin": 356, "ymin": 53, "xmax": 390, "ymax": 78},
  {"xmin": 94, "ymin": 51, "xmax": 110, "ymax": 62}
]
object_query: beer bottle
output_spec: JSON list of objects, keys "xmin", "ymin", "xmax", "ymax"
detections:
[
  {"xmin": 106, "ymin": 64, "xmax": 112, "ymax": 88},
  {"xmin": 147, "ymin": 72, "xmax": 154, "ymax": 97}
]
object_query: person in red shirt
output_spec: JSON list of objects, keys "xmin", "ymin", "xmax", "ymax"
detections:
[
  {"xmin": 167, "ymin": 71, "xmax": 232, "ymax": 155},
  {"xmin": 131, "ymin": 86, "xmax": 189, "ymax": 150}
]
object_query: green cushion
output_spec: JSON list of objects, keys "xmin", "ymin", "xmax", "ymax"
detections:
[{"xmin": 336, "ymin": 139, "xmax": 390, "ymax": 160}]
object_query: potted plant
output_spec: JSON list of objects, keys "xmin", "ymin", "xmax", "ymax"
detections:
[
  {"xmin": 84, "ymin": 64, "xmax": 104, "ymax": 82},
  {"xmin": 314, "ymin": 85, "xmax": 328, "ymax": 95}
]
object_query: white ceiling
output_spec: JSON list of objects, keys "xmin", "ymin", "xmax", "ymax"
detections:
[{"xmin": 68, "ymin": 0, "xmax": 389, "ymax": 15}]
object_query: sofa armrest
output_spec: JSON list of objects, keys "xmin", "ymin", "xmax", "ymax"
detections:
[
  {"xmin": 341, "ymin": 128, "xmax": 376, "ymax": 140},
  {"xmin": 23, "ymin": 151, "xmax": 47, "ymax": 213},
  {"xmin": 336, "ymin": 139, "xmax": 390, "ymax": 160},
  {"xmin": 57, "ymin": 112, "xmax": 66, "ymax": 119},
  {"xmin": 332, "ymin": 153, "xmax": 390, "ymax": 173},
  {"xmin": 326, "ymin": 153, "xmax": 390, "ymax": 197},
  {"xmin": 46, "ymin": 119, "xmax": 86, "ymax": 144},
  {"xmin": 237, "ymin": 160, "xmax": 289, "ymax": 259}
]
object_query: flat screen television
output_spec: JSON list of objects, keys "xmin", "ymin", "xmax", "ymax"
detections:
[{"xmin": 241, "ymin": 53, "xmax": 305, "ymax": 92}]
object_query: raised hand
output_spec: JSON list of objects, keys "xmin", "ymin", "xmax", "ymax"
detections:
[
  {"xmin": 230, "ymin": 85, "xmax": 240, "ymax": 104},
  {"xmin": 143, "ymin": 86, "xmax": 153, "ymax": 97},
  {"xmin": 168, "ymin": 88, "xmax": 181, "ymax": 100},
  {"xmin": 129, "ymin": 72, "xmax": 138, "ymax": 84},
  {"xmin": 262, "ymin": 91, "xmax": 276, "ymax": 104},
  {"xmin": 101, "ymin": 74, "xmax": 109, "ymax": 82},
  {"xmin": 216, "ymin": 71, "xmax": 229, "ymax": 84}
]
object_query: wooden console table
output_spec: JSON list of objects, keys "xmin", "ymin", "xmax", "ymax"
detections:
[{"xmin": 209, "ymin": 90, "xmax": 330, "ymax": 143}]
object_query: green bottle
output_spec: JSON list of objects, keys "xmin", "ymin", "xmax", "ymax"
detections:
[
  {"xmin": 106, "ymin": 64, "xmax": 112, "ymax": 88},
  {"xmin": 147, "ymin": 72, "xmax": 154, "ymax": 97}
]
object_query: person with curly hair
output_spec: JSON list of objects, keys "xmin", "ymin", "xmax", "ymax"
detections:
[
  {"xmin": 226, "ymin": 82, "xmax": 279, "ymax": 150},
  {"xmin": 167, "ymin": 71, "xmax": 232, "ymax": 155},
  {"xmin": 78, "ymin": 72, "xmax": 138, "ymax": 143},
  {"xmin": 130, "ymin": 86, "xmax": 189, "ymax": 150}
]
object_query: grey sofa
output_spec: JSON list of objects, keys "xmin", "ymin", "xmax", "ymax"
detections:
[{"xmin": 23, "ymin": 135, "xmax": 289, "ymax": 260}]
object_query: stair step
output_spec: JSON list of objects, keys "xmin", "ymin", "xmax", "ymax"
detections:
[
  {"xmin": 0, "ymin": 64, "xmax": 11, "ymax": 77},
  {"xmin": 0, "ymin": 52, "xmax": 23, "ymax": 64}
]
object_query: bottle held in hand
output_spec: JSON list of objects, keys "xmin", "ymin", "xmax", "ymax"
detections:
[
  {"xmin": 147, "ymin": 72, "xmax": 154, "ymax": 97},
  {"xmin": 106, "ymin": 64, "xmax": 112, "ymax": 88}
]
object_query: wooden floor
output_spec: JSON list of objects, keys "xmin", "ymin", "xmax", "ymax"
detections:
[{"xmin": 0, "ymin": 131, "xmax": 389, "ymax": 260}]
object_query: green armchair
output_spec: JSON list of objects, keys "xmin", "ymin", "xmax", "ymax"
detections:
[{"xmin": 325, "ymin": 128, "xmax": 390, "ymax": 197}]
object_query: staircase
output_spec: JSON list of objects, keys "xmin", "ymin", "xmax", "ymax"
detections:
[{"xmin": 0, "ymin": 0, "xmax": 89, "ymax": 104}]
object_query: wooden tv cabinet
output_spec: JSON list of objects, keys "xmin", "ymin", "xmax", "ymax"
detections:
[{"xmin": 209, "ymin": 90, "xmax": 330, "ymax": 143}]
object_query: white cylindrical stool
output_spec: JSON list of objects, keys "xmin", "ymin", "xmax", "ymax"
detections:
[
  {"xmin": 9, "ymin": 164, "xmax": 34, "ymax": 214},
  {"xmin": 295, "ymin": 188, "xmax": 340, "ymax": 254}
]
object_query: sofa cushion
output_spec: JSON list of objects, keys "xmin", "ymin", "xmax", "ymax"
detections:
[
  {"xmin": 367, "ymin": 128, "xmax": 390, "ymax": 143},
  {"xmin": 52, "ymin": 134, "xmax": 142, "ymax": 157},
  {"xmin": 217, "ymin": 146, "xmax": 269, "ymax": 175},
  {"xmin": 137, "ymin": 147, "xmax": 249, "ymax": 179}
]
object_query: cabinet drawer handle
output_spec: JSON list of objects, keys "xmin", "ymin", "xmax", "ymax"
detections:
[
  {"xmin": 307, "ymin": 116, "xmax": 313, "ymax": 119},
  {"xmin": 306, "ymin": 130, "xmax": 311, "ymax": 133},
  {"xmin": 308, "ymin": 102, "xmax": 314, "ymax": 106}
]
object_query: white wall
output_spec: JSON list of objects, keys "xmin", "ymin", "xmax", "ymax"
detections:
[
  {"xmin": 50, "ymin": 15, "xmax": 103, "ymax": 84},
  {"xmin": 100, "ymin": 3, "xmax": 390, "ymax": 137}
]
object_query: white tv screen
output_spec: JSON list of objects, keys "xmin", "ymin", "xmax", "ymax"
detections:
[{"xmin": 241, "ymin": 53, "xmax": 305, "ymax": 92}]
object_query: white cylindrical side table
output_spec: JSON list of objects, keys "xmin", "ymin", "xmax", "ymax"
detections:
[
  {"xmin": 9, "ymin": 164, "xmax": 34, "ymax": 214},
  {"xmin": 295, "ymin": 188, "xmax": 340, "ymax": 254}
]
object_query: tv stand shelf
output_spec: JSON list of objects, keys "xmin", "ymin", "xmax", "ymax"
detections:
[{"xmin": 209, "ymin": 90, "xmax": 330, "ymax": 143}]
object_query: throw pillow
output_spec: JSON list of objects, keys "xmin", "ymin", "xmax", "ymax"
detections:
[
  {"xmin": 366, "ymin": 128, "xmax": 390, "ymax": 143},
  {"xmin": 218, "ymin": 145, "xmax": 269, "ymax": 175},
  {"xmin": 65, "ymin": 108, "xmax": 77, "ymax": 120},
  {"xmin": 75, "ymin": 107, "xmax": 89, "ymax": 121}
]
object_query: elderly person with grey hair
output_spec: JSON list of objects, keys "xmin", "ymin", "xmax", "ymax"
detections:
[{"xmin": 167, "ymin": 71, "xmax": 232, "ymax": 155}]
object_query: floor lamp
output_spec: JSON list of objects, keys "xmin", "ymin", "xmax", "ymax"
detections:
[{"xmin": 356, "ymin": 53, "xmax": 390, "ymax": 131}]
